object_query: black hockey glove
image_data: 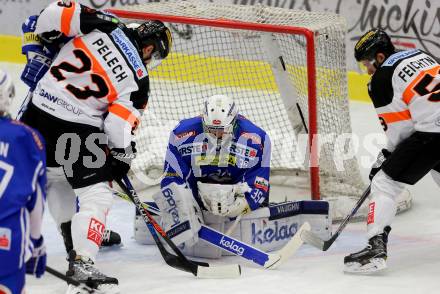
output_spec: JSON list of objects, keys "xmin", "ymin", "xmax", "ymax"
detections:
[
  {"xmin": 369, "ymin": 148, "xmax": 391, "ymax": 181},
  {"xmin": 109, "ymin": 142, "xmax": 137, "ymax": 181},
  {"xmin": 80, "ymin": 6, "xmax": 121, "ymax": 34}
]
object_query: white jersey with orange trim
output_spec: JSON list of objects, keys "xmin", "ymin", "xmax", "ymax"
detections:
[
  {"xmin": 368, "ymin": 49, "xmax": 440, "ymax": 151},
  {"xmin": 31, "ymin": 1, "xmax": 149, "ymax": 149}
]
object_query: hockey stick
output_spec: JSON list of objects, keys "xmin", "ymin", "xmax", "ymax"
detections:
[
  {"xmin": 46, "ymin": 266, "xmax": 102, "ymax": 294},
  {"xmin": 116, "ymin": 176, "xmax": 241, "ymax": 278},
  {"xmin": 261, "ymin": 33, "xmax": 308, "ymax": 134},
  {"xmin": 300, "ymin": 185, "xmax": 371, "ymax": 251},
  {"xmin": 113, "ymin": 188, "xmax": 310, "ymax": 269},
  {"xmin": 225, "ymin": 214, "xmax": 242, "ymax": 236}
]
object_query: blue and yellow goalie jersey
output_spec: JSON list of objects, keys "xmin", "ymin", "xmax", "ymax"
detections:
[{"xmin": 161, "ymin": 114, "xmax": 271, "ymax": 211}]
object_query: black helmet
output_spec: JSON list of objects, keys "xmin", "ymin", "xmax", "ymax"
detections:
[
  {"xmin": 135, "ymin": 20, "xmax": 172, "ymax": 60},
  {"xmin": 354, "ymin": 29, "xmax": 395, "ymax": 62}
]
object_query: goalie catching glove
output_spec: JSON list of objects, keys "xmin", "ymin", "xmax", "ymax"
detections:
[{"xmin": 198, "ymin": 182, "xmax": 251, "ymax": 218}]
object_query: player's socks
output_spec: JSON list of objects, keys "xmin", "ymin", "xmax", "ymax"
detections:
[
  {"xmin": 101, "ymin": 229, "xmax": 122, "ymax": 247},
  {"xmin": 61, "ymin": 221, "xmax": 121, "ymax": 252}
]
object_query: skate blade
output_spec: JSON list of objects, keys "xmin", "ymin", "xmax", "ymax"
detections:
[
  {"xmin": 65, "ymin": 283, "xmax": 120, "ymax": 294},
  {"xmin": 99, "ymin": 243, "xmax": 124, "ymax": 251},
  {"xmin": 344, "ymin": 258, "xmax": 387, "ymax": 274},
  {"xmin": 96, "ymin": 283, "xmax": 121, "ymax": 294},
  {"xmin": 65, "ymin": 284, "xmax": 91, "ymax": 294}
]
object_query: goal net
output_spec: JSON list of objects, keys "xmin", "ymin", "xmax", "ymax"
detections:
[{"xmin": 109, "ymin": 0, "xmax": 407, "ymax": 220}]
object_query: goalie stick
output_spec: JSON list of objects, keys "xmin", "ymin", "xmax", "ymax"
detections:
[
  {"xmin": 300, "ymin": 185, "xmax": 371, "ymax": 251},
  {"xmin": 116, "ymin": 176, "xmax": 241, "ymax": 278},
  {"xmin": 113, "ymin": 186, "xmax": 310, "ymax": 269},
  {"xmin": 46, "ymin": 266, "xmax": 102, "ymax": 294}
]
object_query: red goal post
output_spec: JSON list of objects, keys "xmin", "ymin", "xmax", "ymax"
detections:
[{"xmin": 108, "ymin": 6, "xmax": 321, "ymax": 199}]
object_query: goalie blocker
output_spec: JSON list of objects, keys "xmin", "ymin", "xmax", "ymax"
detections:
[{"xmin": 134, "ymin": 199, "xmax": 331, "ymax": 258}]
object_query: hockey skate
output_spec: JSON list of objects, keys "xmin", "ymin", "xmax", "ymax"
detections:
[
  {"xmin": 66, "ymin": 250, "xmax": 120, "ymax": 294},
  {"xmin": 344, "ymin": 226, "xmax": 391, "ymax": 274},
  {"xmin": 101, "ymin": 229, "xmax": 122, "ymax": 248}
]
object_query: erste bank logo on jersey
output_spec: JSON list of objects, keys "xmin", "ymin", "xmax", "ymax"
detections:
[
  {"xmin": 111, "ymin": 28, "xmax": 148, "ymax": 79},
  {"xmin": 0, "ymin": 227, "xmax": 11, "ymax": 251},
  {"xmin": 0, "ymin": 284, "xmax": 12, "ymax": 294}
]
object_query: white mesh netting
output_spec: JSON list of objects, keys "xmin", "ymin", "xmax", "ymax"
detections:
[{"xmin": 112, "ymin": 0, "xmax": 369, "ymax": 215}]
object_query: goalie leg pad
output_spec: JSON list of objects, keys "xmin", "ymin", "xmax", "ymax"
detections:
[
  {"xmin": 133, "ymin": 203, "xmax": 161, "ymax": 245},
  {"xmin": 134, "ymin": 200, "xmax": 330, "ymax": 259},
  {"xmin": 134, "ymin": 203, "xmax": 223, "ymax": 258},
  {"xmin": 153, "ymin": 183, "xmax": 203, "ymax": 247},
  {"xmin": 180, "ymin": 211, "xmax": 224, "ymax": 259},
  {"xmin": 224, "ymin": 200, "xmax": 330, "ymax": 254}
]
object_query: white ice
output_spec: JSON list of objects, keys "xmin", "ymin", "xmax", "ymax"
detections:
[{"xmin": 2, "ymin": 61, "xmax": 439, "ymax": 294}]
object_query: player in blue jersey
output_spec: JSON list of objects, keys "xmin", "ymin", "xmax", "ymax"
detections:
[
  {"xmin": 152, "ymin": 94, "xmax": 271, "ymax": 247},
  {"xmin": 0, "ymin": 69, "xmax": 47, "ymax": 294}
]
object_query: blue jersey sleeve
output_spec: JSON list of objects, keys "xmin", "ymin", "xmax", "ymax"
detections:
[
  {"xmin": 161, "ymin": 131, "xmax": 195, "ymax": 190},
  {"xmin": 242, "ymin": 133, "xmax": 271, "ymax": 210},
  {"xmin": 18, "ymin": 121, "xmax": 47, "ymax": 239}
]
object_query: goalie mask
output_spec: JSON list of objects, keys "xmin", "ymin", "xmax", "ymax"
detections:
[
  {"xmin": 129, "ymin": 20, "xmax": 172, "ymax": 68},
  {"xmin": 202, "ymin": 95, "xmax": 238, "ymax": 139},
  {"xmin": 0, "ymin": 69, "xmax": 15, "ymax": 115}
]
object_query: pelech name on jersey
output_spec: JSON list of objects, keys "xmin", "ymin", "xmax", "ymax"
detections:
[
  {"xmin": 91, "ymin": 37, "xmax": 128, "ymax": 83},
  {"xmin": 110, "ymin": 28, "xmax": 148, "ymax": 80},
  {"xmin": 397, "ymin": 54, "xmax": 437, "ymax": 82}
]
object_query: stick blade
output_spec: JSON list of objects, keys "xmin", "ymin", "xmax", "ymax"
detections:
[
  {"xmin": 265, "ymin": 222, "xmax": 311, "ymax": 269},
  {"xmin": 196, "ymin": 264, "xmax": 241, "ymax": 279},
  {"xmin": 300, "ymin": 230, "xmax": 327, "ymax": 251}
]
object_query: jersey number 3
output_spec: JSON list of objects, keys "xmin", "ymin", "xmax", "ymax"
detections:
[{"xmin": 50, "ymin": 49, "xmax": 109, "ymax": 100}]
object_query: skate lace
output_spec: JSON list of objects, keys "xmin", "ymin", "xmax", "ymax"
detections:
[
  {"xmin": 102, "ymin": 229, "xmax": 111, "ymax": 243},
  {"xmin": 74, "ymin": 259, "xmax": 108, "ymax": 280},
  {"xmin": 369, "ymin": 235, "xmax": 385, "ymax": 248}
]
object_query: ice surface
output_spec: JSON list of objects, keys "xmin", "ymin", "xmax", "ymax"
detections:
[{"xmin": 2, "ymin": 62, "xmax": 439, "ymax": 294}]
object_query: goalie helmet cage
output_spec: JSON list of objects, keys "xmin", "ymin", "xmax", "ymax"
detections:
[{"xmin": 108, "ymin": 0, "xmax": 406, "ymax": 219}]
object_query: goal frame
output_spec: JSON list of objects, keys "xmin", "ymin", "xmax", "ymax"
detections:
[{"xmin": 108, "ymin": 8, "xmax": 320, "ymax": 200}]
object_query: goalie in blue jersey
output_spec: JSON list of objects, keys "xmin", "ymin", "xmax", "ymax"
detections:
[
  {"xmin": 152, "ymin": 94, "xmax": 271, "ymax": 250},
  {"xmin": 0, "ymin": 69, "xmax": 47, "ymax": 294}
]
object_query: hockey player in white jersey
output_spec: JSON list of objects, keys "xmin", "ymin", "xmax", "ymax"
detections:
[
  {"xmin": 19, "ymin": 1, "xmax": 172, "ymax": 291},
  {"xmin": 0, "ymin": 69, "xmax": 47, "ymax": 294},
  {"xmin": 20, "ymin": 12, "xmax": 121, "ymax": 255},
  {"xmin": 344, "ymin": 29, "xmax": 440, "ymax": 273}
]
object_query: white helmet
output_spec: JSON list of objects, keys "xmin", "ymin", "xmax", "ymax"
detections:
[
  {"xmin": 0, "ymin": 69, "xmax": 15, "ymax": 115},
  {"xmin": 202, "ymin": 94, "xmax": 238, "ymax": 138}
]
